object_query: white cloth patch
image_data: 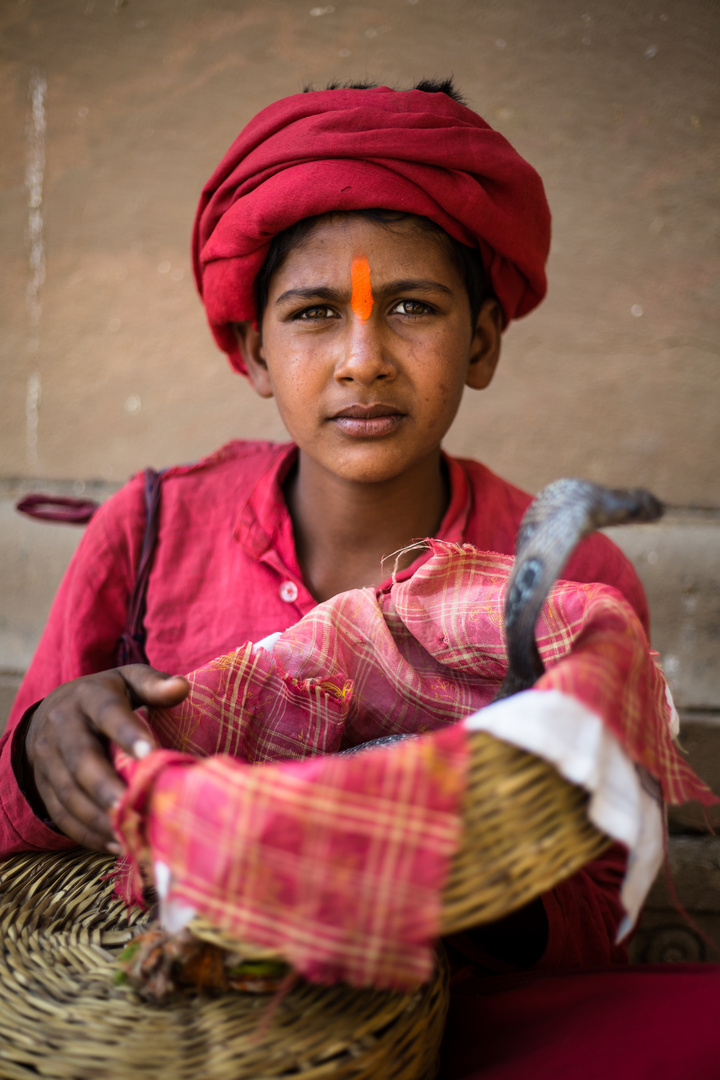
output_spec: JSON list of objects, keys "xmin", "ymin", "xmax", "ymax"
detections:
[
  {"xmin": 665, "ymin": 682, "xmax": 680, "ymax": 738},
  {"xmin": 154, "ymin": 859, "xmax": 197, "ymax": 933},
  {"xmin": 251, "ymin": 630, "xmax": 283, "ymax": 655}
]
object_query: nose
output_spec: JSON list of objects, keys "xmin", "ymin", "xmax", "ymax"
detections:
[{"xmin": 334, "ymin": 319, "xmax": 396, "ymax": 386}]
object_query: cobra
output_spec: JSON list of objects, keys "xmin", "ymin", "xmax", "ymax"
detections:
[
  {"xmin": 343, "ymin": 478, "xmax": 663, "ymax": 755},
  {"xmin": 496, "ymin": 479, "xmax": 663, "ymax": 700}
]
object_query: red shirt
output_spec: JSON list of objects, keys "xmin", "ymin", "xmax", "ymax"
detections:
[{"xmin": 0, "ymin": 440, "xmax": 648, "ymax": 967}]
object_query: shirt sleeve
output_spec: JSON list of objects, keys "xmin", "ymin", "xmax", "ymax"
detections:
[{"xmin": 0, "ymin": 476, "xmax": 145, "ymax": 856}]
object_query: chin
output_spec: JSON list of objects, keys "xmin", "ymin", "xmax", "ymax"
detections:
[
  {"xmin": 304, "ymin": 437, "xmax": 437, "ymax": 487},
  {"xmin": 333, "ymin": 456, "xmax": 422, "ymax": 487},
  {"xmin": 333, "ymin": 465, "xmax": 399, "ymax": 485}
]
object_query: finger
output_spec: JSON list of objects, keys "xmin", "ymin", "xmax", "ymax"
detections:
[
  {"xmin": 35, "ymin": 759, "xmax": 118, "ymax": 851},
  {"xmin": 101, "ymin": 667, "xmax": 190, "ymax": 758},
  {"xmin": 30, "ymin": 677, "xmax": 156, "ymax": 768},
  {"xmin": 61, "ymin": 728, "xmax": 128, "ymax": 813},
  {"xmin": 74, "ymin": 673, "xmax": 161, "ymax": 759},
  {"xmin": 31, "ymin": 707, "xmax": 128, "ymax": 816},
  {"xmin": 85, "ymin": 692, "xmax": 158, "ymax": 760},
  {"xmin": 117, "ymin": 666, "xmax": 190, "ymax": 710}
]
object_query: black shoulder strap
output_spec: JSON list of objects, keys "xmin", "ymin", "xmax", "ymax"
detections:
[{"xmin": 116, "ymin": 468, "xmax": 164, "ymax": 667}]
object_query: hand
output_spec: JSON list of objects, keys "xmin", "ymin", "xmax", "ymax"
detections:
[{"xmin": 23, "ymin": 665, "xmax": 189, "ymax": 853}]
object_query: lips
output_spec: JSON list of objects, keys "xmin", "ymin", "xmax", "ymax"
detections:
[{"xmin": 330, "ymin": 403, "xmax": 406, "ymax": 438}]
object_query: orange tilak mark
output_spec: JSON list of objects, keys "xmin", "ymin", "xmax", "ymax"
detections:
[{"xmin": 350, "ymin": 255, "xmax": 374, "ymax": 322}]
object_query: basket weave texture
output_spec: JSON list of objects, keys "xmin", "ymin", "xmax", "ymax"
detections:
[
  {"xmin": 0, "ymin": 727, "xmax": 611, "ymax": 1078},
  {"xmin": 441, "ymin": 729, "xmax": 610, "ymax": 933},
  {"xmin": 0, "ymin": 848, "xmax": 448, "ymax": 1080}
]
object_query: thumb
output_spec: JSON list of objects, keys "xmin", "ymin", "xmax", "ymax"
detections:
[{"xmin": 117, "ymin": 665, "xmax": 191, "ymax": 710}]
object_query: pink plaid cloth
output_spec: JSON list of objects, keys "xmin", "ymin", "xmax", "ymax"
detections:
[
  {"xmin": 116, "ymin": 726, "xmax": 467, "ymax": 989},
  {"xmin": 113, "ymin": 542, "xmax": 713, "ymax": 990}
]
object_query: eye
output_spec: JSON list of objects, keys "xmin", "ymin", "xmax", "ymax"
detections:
[
  {"xmin": 390, "ymin": 299, "xmax": 434, "ymax": 316},
  {"xmin": 293, "ymin": 305, "xmax": 338, "ymax": 321}
]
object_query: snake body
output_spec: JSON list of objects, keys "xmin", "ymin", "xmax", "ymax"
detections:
[
  {"xmin": 495, "ymin": 479, "xmax": 663, "ymax": 700},
  {"xmin": 342, "ymin": 478, "xmax": 663, "ymax": 752}
]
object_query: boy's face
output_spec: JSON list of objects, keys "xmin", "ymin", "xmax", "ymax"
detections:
[{"xmin": 237, "ymin": 215, "xmax": 501, "ymax": 486}]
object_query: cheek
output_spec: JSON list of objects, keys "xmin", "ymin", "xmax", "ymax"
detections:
[
  {"xmin": 263, "ymin": 351, "xmax": 325, "ymax": 433},
  {"xmin": 432, "ymin": 382, "xmax": 463, "ymax": 427},
  {"xmin": 271, "ymin": 370, "xmax": 313, "ymax": 420},
  {"xmin": 437, "ymin": 380, "xmax": 452, "ymax": 405},
  {"xmin": 262, "ymin": 333, "xmax": 308, "ymax": 391},
  {"xmin": 412, "ymin": 336, "xmax": 468, "ymax": 411}
]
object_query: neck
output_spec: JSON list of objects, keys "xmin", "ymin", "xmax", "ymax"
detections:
[{"xmin": 286, "ymin": 450, "xmax": 449, "ymax": 602}]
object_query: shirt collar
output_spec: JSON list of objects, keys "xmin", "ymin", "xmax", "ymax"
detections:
[
  {"xmin": 234, "ymin": 442, "xmax": 299, "ymax": 562},
  {"xmin": 235, "ymin": 443, "xmax": 471, "ymax": 583}
]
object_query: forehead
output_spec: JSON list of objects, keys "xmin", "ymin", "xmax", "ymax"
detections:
[{"xmin": 269, "ymin": 213, "xmax": 462, "ymax": 289}]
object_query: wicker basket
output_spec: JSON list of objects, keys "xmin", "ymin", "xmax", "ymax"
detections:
[
  {"xmin": 441, "ymin": 728, "xmax": 610, "ymax": 933},
  {"xmin": 0, "ymin": 729, "xmax": 609, "ymax": 1078},
  {"xmin": 0, "ymin": 848, "xmax": 448, "ymax": 1080}
]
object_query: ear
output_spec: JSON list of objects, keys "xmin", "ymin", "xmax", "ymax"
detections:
[
  {"xmin": 233, "ymin": 323, "xmax": 274, "ymax": 398},
  {"xmin": 465, "ymin": 297, "xmax": 503, "ymax": 391}
]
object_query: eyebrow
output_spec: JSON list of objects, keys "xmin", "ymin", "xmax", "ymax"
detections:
[{"xmin": 274, "ymin": 279, "xmax": 454, "ymax": 305}]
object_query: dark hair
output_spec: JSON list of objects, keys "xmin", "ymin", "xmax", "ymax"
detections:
[
  {"xmin": 255, "ymin": 210, "xmax": 489, "ymax": 328},
  {"xmin": 303, "ymin": 76, "xmax": 468, "ymax": 106}
]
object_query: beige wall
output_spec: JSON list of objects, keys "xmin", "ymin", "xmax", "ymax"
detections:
[
  {"xmin": 1, "ymin": 0, "xmax": 718, "ymax": 506},
  {"xmin": 1, "ymin": 0, "xmax": 719, "ymax": 694}
]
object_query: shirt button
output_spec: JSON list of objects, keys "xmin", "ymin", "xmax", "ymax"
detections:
[{"xmin": 280, "ymin": 580, "xmax": 299, "ymax": 603}]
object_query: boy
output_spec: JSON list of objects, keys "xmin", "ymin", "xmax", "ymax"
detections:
[{"xmin": 2, "ymin": 80, "xmax": 646, "ymax": 968}]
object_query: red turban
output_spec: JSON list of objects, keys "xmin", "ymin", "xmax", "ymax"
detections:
[{"xmin": 192, "ymin": 86, "xmax": 551, "ymax": 375}]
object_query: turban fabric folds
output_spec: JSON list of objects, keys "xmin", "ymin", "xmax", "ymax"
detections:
[{"xmin": 192, "ymin": 87, "xmax": 552, "ymax": 375}]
